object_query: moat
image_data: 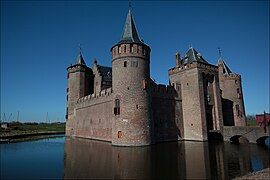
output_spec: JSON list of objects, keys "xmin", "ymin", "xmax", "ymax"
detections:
[{"xmin": 1, "ymin": 136, "xmax": 269, "ymax": 179}]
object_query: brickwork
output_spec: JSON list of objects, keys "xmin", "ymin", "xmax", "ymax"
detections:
[
  {"xmin": 73, "ymin": 88, "xmax": 113, "ymax": 141},
  {"xmin": 65, "ymin": 9, "xmax": 247, "ymax": 146},
  {"xmin": 66, "ymin": 64, "xmax": 93, "ymax": 136},
  {"xmin": 150, "ymin": 83, "xmax": 184, "ymax": 142},
  {"xmin": 169, "ymin": 62, "xmax": 223, "ymax": 141},
  {"xmin": 218, "ymin": 63, "xmax": 246, "ymax": 126},
  {"xmin": 111, "ymin": 43, "xmax": 153, "ymax": 146}
]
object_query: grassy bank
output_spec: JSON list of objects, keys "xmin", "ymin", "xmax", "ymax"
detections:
[{"xmin": 0, "ymin": 122, "xmax": 65, "ymax": 139}]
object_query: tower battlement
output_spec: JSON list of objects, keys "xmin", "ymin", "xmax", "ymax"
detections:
[
  {"xmin": 111, "ymin": 43, "xmax": 150, "ymax": 61},
  {"xmin": 168, "ymin": 61, "xmax": 218, "ymax": 75},
  {"xmin": 67, "ymin": 64, "xmax": 91, "ymax": 73},
  {"xmin": 151, "ymin": 84, "xmax": 177, "ymax": 99},
  {"xmin": 77, "ymin": 87, "xmax": 113, "ymax": 104},
  {"xmin": 221, "ymin": 73, "xmax": 241, "ymax": 80}
]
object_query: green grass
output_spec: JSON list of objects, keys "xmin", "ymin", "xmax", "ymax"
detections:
[
  {"xmin": 246, "ymin": 120, "xmax": 257, "ymax": 126},
  {"xmin": 0, "ymin": 122, "xmax": 65, "ymax": 137}
]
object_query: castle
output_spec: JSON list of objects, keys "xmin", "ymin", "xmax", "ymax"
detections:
[{"xmin": 65, "ymin": 9, "xmax": 246, "ymax": 146}]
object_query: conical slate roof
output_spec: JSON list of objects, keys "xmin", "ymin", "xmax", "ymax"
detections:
[
  {"xmin": 182, "ymin": 47, "xmax": 208, "ymax": 64},
  {"xmin": 76, "ymin": 52, "xmax": 86, "ymax": 65},
  {"xmin": 118, "ymin": 9, "xmax": 142, "ymax": 44},
  {"xmin": 218, "ymin": 59, "xmax": 232, "ymax": 74}
]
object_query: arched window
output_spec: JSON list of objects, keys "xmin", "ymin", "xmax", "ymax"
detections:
[
  {"xmin": 114, "ymin": 99, "xmax": 120, "ymax": 115},
  {"xmin": 118, "ymin": 131, "xmax": 122, "ymax": 138},
  {"xmin": 124, "ymin": 61, "xmax": 127, "ymax": 67}
]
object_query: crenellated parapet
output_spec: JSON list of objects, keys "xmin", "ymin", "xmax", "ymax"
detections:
[
  {"xmin": 111, "ymin": 43, "xmax": 150, "ymax": 61},
  {"xmin": 220, "ymin": 73, "xmax": 241, "ymax": 80},
  {"xmin": 76, "ymin": 88, "xmax": 113, "ymax": 109},
  {"xmin": 67, "ymin": 64, "xmax": 91, "ymax": 73},
  {"xmin": 151, "ymin": 83, "xmax": 177, "ymax": 99},
  {"xmin": 168, "ymin": 61, "xmax": 218, "ymax": 75}
]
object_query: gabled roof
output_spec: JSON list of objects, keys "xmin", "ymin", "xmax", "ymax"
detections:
[
  {"xmin": 182, "ymin": 47, "xmax": 208, "ymax": 64},
  {"xmin": 76, "ymin": 52, "xmax": 86, "ymax": 65},
  {"xmin": 218, "ymin": 59, "xmax": 233, "ymax": 74},
  {"xmin": 97, "ymin": 65, "xmax": 112, "ymax": 82},
  {"xmin": 118, "ymin": 9, "xmax": 142, "ymax": 44}
]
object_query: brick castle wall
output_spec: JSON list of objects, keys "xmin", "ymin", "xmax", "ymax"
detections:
[
  {"xmin": 73, "ymin": 88, "xmax": 113, "ymax": 141},
  {"xmin": 218, "ymin": 66, "xmax": 246, "ymax": 126},
  {"xmin": 151, "ymin": 83, "xmax": 184, "ymax": 142}
]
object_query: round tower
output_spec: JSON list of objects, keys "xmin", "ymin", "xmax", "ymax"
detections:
[
  {"xmin": 66, "ymin": 51, "xmax": 93, "ymax": 136},
  {"xmin": 111, "ymin": 9, "xmax": 152, "ymax": 146}
]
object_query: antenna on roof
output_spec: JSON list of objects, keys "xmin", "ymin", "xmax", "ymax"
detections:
[
  {"xmin": 79, "ymin": 43, "xmax": 82, "ymax": 55},
  {"xmin": 189, "ymin": 44, "xmax": 193, "ymax": 49},
  {"xmin": 129, "ymin": 1, "xmax": 132, "ymax": 10},
  {"xmin": 218, "ymin": 47, "xmax": 222, "ymax": 58}
]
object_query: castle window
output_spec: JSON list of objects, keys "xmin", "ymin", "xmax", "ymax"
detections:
[
  {"xmin": 187, "ymin": 83, "xmax": 189, "ymax": 86},
  {"xmin": 236, "ymin": 105, "xmax": 242, "ymax": 117},
  {"xmin": 136, "ymin": 104, "xmax": 139, "ymax": 109},
  {"xmin": 114, "ymin": 99, "xmax": 120, "ymax": 115},
  {"xmin": 66, "ymin": 95, "xmax": 68, "ymax": 101},
  {"xmin": 177, "ymin": 84, "xmax": 181, "ymax": 91},
  {"xmin": 237, "ymin": 88, "xmax": 242, "ymax": 98},
  {"xmin": 124, "ymin": 45, "xmax": 126, "ymax": 53},
  {"xmin": 66, "ymin": 88, "xmax": 69, "ymax": 93},
  {"xmin": 143, "ymin": 47, "xmax": 146, "ymax": 55},
  {"xmin": 235, "ymin": 80, "xmax": 238, "ymax": 84},
  {"xmin": 67, "ymin": 73, "xmax": 69, "ymax": 79},
  {"xmin": 124, "ymin": 61, "xmax": 127, "ymax": 67},
  {"xmin": 118, "ymin": 131, "xmax": 122, "ymax": 138},
  {"xmin": 142, "ymin": 79, "xmax": 147, "ymax": 90},
  {"xmin": 130, "ymin": 45, "xmax": 133, "ymax": 53},
  {"xmin": 131, "ymin": 61, "xmax": 138, "ymax": 67},
  {"xmin": 118, "ymin": 46, "xmax": 121, "ymax": 54}
]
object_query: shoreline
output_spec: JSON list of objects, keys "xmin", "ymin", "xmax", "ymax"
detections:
[
  {"xmin": 233, "ymin": 168, "xmax": 270, "ymax": 180},
  {"xmin": 0, "ymin": 131, "xmax": 65, "ymax": 143}
]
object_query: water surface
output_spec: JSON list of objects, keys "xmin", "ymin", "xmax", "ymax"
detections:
[{"xmin": 1, "ymin": 136, "xmax": 269, "ymax": 179}]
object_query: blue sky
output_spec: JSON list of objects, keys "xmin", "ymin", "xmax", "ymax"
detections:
[{"xmin": 1, "ymin": 1, "xmax": 269, "ymax": 122}]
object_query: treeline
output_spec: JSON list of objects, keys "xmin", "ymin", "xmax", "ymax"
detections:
[{"xmin": 2, "ymin": 121, "xmax": 65, "ymax": 126}]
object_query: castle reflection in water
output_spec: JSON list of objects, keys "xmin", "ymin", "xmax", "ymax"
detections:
[{"xmin": 63, "ymin": 137, "xmax": 269, "ymax": 179}]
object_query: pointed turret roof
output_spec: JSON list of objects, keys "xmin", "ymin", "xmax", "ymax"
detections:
[
  {"xmin": 218, "ymin": 59, "xmax": 232, "ymax": 74},
  {"xmin": 118, "ymin": 9, "xmax": 142, "ymax": 44},
  {"xmin": 182, "ymin": 47, "xmax": 208, "ymax": 64},
  {"xmin": 76, "ymin": 52, "xmax": 86, "ymax": 65}
]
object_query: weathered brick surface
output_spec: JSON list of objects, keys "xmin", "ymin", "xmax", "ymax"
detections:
[
  {"xmin": 218, "ymin": 64, "xmax": 246, "ymax": 126},
  {"xmin": 169, "ymin": 62, "xmax": 224, "ymax": 141},
  {"xmin": 151, "ymin": 84, "xmax": 183, "ymax": 142},
  {"xmin": 111, "ymin": 43, "xmax": 152, "ymax": 146},
  {"xmin": 66, "ymin": 64, "xmax": 93, "ymax": 136},
  {"xmin": 73, "ymin": 88, "xmax": 113, "ymax": 141},
  {"xmin": 65, "ymin": 41, "xmax": 246, "ymax": 146}
]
